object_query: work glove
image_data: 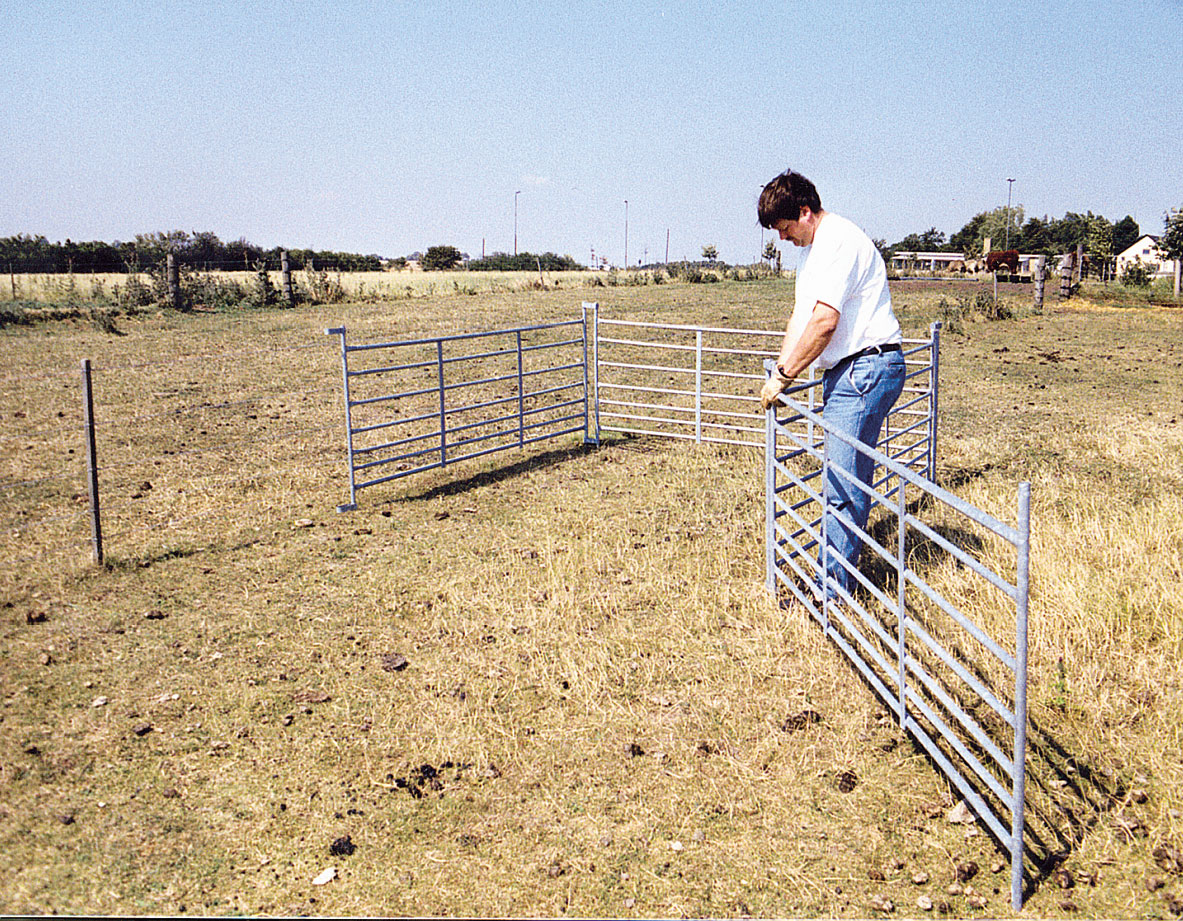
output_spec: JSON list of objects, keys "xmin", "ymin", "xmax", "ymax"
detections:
[{"xmin": 760, "ymin": 372, "xmax": 788, "ymax": 411}]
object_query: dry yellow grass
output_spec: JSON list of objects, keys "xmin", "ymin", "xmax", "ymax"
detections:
[{"xmin": 1, "ymin": 279, "xmax": 1181, "ymax": 916}]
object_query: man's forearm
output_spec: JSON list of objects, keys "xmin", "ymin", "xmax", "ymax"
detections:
[{"xmin": 776, "ymin": 302, "xmax": 839, "ymax": 380}]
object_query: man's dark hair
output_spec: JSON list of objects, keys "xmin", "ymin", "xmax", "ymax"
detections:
[{"xmin": 758, "ymin": 169, "xmax": 822, "ymax": 228}]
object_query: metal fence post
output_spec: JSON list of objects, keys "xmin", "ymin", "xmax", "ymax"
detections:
[
  {"xmin": 695, "ymin": 329, "xmax": 703, "ymax": 444},
  {"xmin": 592, "ymin": 302, "xmax": 601, "ymax": 444},
  {"xmin": 896, "ymin": 478, "xmax": 908, "ymax": 726},
  {"xmin": 325, "ymin": 327, "xmax": 358, "ymax": 512},
  {"xmin": 81, "ymin": 359, "xmax": 103, "ymax": 565},
  {"xmin": 581, "ymin": 304, "xmax": 592, "ymax": 444},
  {"xmin": 1011, "ymin": 481, "xmax": 1031, "ymax": 911},
  {"xmin": 928, "ymin": 322, "xmax": 942, "ymax": 483},
  {"xmin": 820, "ymin": 432, "xmax": 831, "ymax": 631},
  {"xmin": 516, "ymin": 330, "xmax": 525, "ymax": 448},
  {"xmin": 437, "ymin": 339, "xmax": 447, "ymax": 466},
  {"xmin": 764, "ymin": 360, "xmax": 776, "ymax": 593}
]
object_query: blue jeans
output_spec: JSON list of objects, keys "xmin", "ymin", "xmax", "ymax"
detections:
[{"xmin": 819, "ymin": 349, "xmax": 906, "ymax": 598}]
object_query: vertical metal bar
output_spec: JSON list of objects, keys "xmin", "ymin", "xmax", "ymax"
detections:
[
  {"xmin": 437, "ymin": 339, "xmax": 447, "ymax": 466},
  {"xmin": 592, "ymin": 302, "xmax": 601, "ymax": 444},
  {"xmin": 81, "ymin": 359, "xmax": 103, "ymax": 565},
  {"xmin": 1011, "ymin": 481, "xmax": 1031, "ymax": 911},
  {"xmin": 695, "ymin": 330, "xmax": 703, "ymax": 443},
  {"xmin": 581, "ymin": 304, "xmax": 591, "ymax": 444},
  {"xmin": 928, "ymin": 322, "xmax": 942, "ymax": 483},
  {"xmin": 516, "ymin": 330, "xmax": 525, "ymax": 448},
  {"xmin": 325, "ymin": 327, "xmax": 358, "ymax": 512},
  {"xmin": 764, "ymin": 360, "xmax": 776, "ymax": 593},
  {"xmin": 896, "ymin": 479, "xmax": 908, "ymax": 726},
  {"xmin": 820, "ymin": 429, "xmax": 831, "ymax": 631}
]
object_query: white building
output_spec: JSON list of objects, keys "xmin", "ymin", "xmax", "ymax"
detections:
[{"xmin": 1116, "ymin": 235, "xmax": 1177, "ymax": 278}]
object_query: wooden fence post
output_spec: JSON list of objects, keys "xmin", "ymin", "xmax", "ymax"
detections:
[
  {"xmin": 82, "ymin": 359, "xmax": 103, "ymax": 566},
  {"xmin": 1059, "ymin": 252, "xmax": 1073, "ymax": 299},
  {"xmin": 281, "ymin": 250, "xmax": 295, "ymax": 307},
  {"xmin": 1033, "ymin": 256, "xmax": 1046, "ymax": 311}
]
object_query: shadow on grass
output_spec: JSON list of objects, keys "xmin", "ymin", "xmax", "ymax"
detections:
[
  {"xmin": 776, "ymin": 487, "xmax": 1121, "ymax": 906},
  {"xmin": 393, "ymin": 441, "xmax": 600, "ymax": 503}
]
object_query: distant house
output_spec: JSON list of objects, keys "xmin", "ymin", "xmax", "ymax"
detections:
[
  {"xmin": 1116, "ymin": 235, "xmax": 1177, "ymax": 278},
  {"xmin": 890, "ymin": 251, "xmax": 966, "ymax": 272},
  {"xmin": 890, "ymin": 251, "xmax": 1046, "ymax": 276}
]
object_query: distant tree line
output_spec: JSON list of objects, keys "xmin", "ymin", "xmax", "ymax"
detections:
[
  {"xmin": 0, "ymin": 231, "xmax": 384, "ymax": 273},
  {"xmin": 891, "ymin": 210, "xmax": 1143, "ymax": 262},
  {"xmin": 464, "ymin": 251, "xmax": 583, "ymax": 272}
]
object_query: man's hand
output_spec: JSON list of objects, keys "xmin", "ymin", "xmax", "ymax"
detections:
[{"xmin": 760, "ymin": 372, "xmax": 788, "ymax": 411}]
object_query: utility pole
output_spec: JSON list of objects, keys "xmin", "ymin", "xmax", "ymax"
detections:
[
  {"xmin": 665, "ymin": 228, "xmax": 669, "ymax": 264},
  {"xmin": 624, "ymin": 200, "xmax": 629, "ymax": 269},
  {"xmin": 1005, "ymin": 178, "xmax": 1015, "ymax": 251},
  {"xmin": 514, "ymin": 191, "xmax": 521, "ymax": 256}
]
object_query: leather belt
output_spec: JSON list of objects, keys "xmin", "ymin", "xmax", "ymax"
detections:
[{"xmin": 847, "ymin": 342, "xmax": 901, "ymax": 360}]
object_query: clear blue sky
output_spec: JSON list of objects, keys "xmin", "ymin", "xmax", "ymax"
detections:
[{"xmin": 3, "ymin": 0, "xmax": 1181, "ymax": 266}]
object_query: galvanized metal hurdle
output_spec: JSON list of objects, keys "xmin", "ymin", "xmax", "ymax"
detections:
[
  {"xmin": 588, "ymin": 302, "xmax": 942, "ymax": 482},
  {"xmin": 763, "ymin": 359, "xmax": 1031, "ymax": 910},
  {"xmin": 326, "ymin": 310, "xmax": 593, "ymax": 511}
]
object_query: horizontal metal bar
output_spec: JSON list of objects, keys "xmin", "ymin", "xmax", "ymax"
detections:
[
  {"xmin": 904, "ymin": 684, "xmax": 1013, "ymax": 806},
  {"xmin": 348, "ymin": 356, "xmax": 437, "ymax": 377},
  {"xmin": 904, "ymin": 568, "xmax": 1017, "ymax": 669},
  {"xmin": 827, "ymin": 621, "xmax": 904, "ymax": 721},
  {"xmin": 445, "ymin": 369, "xmax": 519, "ymax": 392},
  {"xmin": 826, "ymin": 599, "xmax": 898, "ymax": 683},
  {"xmin": 521, "ymin": 336, "xmax": 583, "ymax": 353},
  {"xmin": 344, "ymin": 318, "xmax": 582, "ymax": 352},
  {"xmin": 601, "ymin": 382, "xmax": 695, "ymax": 398},
  {"xmin": 598, "ymin": 318, "xmax": 784, "ymax": 336},
  {"xmin": 901, "ymin": 713, "xmax": 1012, "ymax": 845},
  {"xmin": 353, "ymin": 426, "xmax": 441, "ymax": 457},
  {"xmin": 351, "ymin": 384, "xmax": 437, "ymax": 407},
  {"xmin": 354, "ymin": 457, "xmax": 445, "ymax": 489},
  {"xmin": 351, "ymin": 408, "xmax": 439, "ymax": 435},
  {"xmin": 354, "ymin": 440, "xmax": 443, "ymax": 473},
  {"xmin": 905, "ymin": 652, "xmax": 1014, "ymax": 777},
  {"xmin": 777, "ymin": 397, "xmax": 1019, "ymax": 544},
  {"xmin": 522, "ymin": 361, "xmax": 583, "ymax": 378},
  {"xmin": 906, "ymin": 515, "xmax": 1020, "ymax": 600},
  {"xmin": 599, "ymin": 336, "xmax": 697, "ymax": 352},
  {"xmin": 600, "ymin": 359, "xmax": 694, "ymax": 374},
  {"xmin": 903, "ymin": 611, "xmax": 1016, "ymax": 721}
]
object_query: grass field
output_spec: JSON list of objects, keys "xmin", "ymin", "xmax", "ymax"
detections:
[{"xmin": 2, "ymin": 278, "xmax": 1182, "ymax": 917}]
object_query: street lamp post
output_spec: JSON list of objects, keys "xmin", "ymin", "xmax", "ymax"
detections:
[
  {"xmin": 514, "ymin": 190, "xmax": 521, "ymax": 256},
  {"xmin": 624, "ymin": 200, "xmax": 629, "ymax": 269},
  {"xmin": 1005, "ymin": 178, "xmax": 1015, "ymax": 251}
]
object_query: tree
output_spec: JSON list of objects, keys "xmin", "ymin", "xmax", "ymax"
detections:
[
  {"xmin": 1113, "ymin": 215, "xmax": 1140, "ymax": 255},
  {"xmin": 421, "ymin": 245, "xmax": 462, "ymax": 271},
  {"xmin": 1160, "ymin": 207, "xmax": 1183, "ymax": 297},
  {"xmin": 701, "ymin": 244, "xmax": 718, "ymax": 262},
  {"xmin": 762, "ymin": 240, "xmax": 778, "ymax": 263},
  {"xmin": 1086, "ymin": 215, "xmax": 1114, "ymax": 281}
]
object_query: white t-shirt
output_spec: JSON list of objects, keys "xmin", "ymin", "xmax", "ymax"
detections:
[{"xmin": 789, "ymin": 212, "xmax": 901, "ymax": 370}]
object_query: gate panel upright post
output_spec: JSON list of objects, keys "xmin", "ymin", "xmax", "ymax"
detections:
[
  {"xmin": 581, "ymin": 304, "xmax": 592, "ymax": 444},
  {"xmin": 437, "ymin": 339, "xmax": 447, "ymax": 466},
  {"xmin": 325, "ymin": 327, "xmax": 358, "ymax": 512},
  {"xmin": 764, "ymin": 397, "xmax": 776, "ymax": 593},
  {"xmin": 896, "ymin": 479, "xmax": 907, "ymax": 725},
  {"xmin": 516, "ymin": 330, "xmax": 525, "ymax": 448},
  {"xmin": 928, "ymin": 321, "xmax": 942, "ymax": 483},
  {"xmin": 1011, "ymin": 481, "xmax": 1031, "ymax": 911},
  {"xmin": 695, "ymin": 330, "xmax": 703, "ymax": 443}
]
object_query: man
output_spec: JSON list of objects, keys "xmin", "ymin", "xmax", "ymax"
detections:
[{"xmin": 757, "ymin": 168, "xmax": 905, "ymax": 602}]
